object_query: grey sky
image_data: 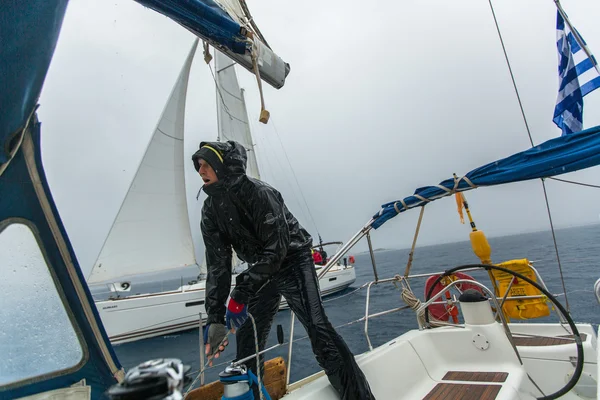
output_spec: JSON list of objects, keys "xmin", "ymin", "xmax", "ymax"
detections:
[{"xmin": 38, "ymin": 0, "xmax": 600, "ymax": 277}]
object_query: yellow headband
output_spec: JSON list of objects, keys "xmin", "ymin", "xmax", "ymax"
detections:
[{"xmin": 202, "ymin": 145, "xmax": 224, "ymax": 163}]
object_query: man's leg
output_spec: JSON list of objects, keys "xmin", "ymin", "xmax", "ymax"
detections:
[
  {"xmin": 235, "ymin": 279, "xmax": 281, "ymax": 393},
  {"xmin": 279, "ymin": 250, "xmax": 375, "ymax": 400}
]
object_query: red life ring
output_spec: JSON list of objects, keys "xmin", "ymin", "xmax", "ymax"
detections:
[
  {"xmin": 348, "ymin": 255, "xmax": 356, "ymax": 264},
  {"xmin": 424, "ymin": 272, "xmax": 484, "ymax": 322}
]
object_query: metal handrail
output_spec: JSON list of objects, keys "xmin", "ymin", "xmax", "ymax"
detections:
[
  {"xmin": 363, "ymin": 277, "xmax": 402, "ymax": 350},
  {"xmin": 289, "ymin": 266, "xmax": 562, "ymax": 386},
  {"xmin": 190, "ymin": 270, "xmax": 566, "ymax": 392},
  {"xmin": 595, "ymin": 278, "xmax": 600, "ymax": 305},
  {"xmin": 416, "ymin": 279, "xmax": 507, "ymax": 328},
  {"xmin": 317, "ymin": 220, "xmax": 373, "ymax": 280},
  {"xmin": 285, "ymin": 312, "xmax": 295, "ymax": 389}
]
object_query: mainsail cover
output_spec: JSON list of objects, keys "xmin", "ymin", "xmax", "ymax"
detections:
[
  {"xmin": 135, "ymin": 0, "xmax": 289, "ymax": 89},
  {"xmin": 372, "ymin": 124, "xmax": 600, "ymax": 229},
  {"xmin": 87, "ymin": 40, "xmax": 199, "ymax": 284},
  {"xmin": 215, "ymin": 50, "xmax": 261, "ymax": 179}
]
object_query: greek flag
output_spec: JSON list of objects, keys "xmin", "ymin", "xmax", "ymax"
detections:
[{"xmin": 554, "ymin": 11, "xmax": 600, "ymax": 136}]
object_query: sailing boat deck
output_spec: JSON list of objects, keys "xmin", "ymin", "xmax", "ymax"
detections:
[
  {"xmin": 281, "ymin": 323, "xmax": 531, "ymax": 400},
  {"xmin": 277, "ymin": 321, "xmax": 597, "ymax": 400}
]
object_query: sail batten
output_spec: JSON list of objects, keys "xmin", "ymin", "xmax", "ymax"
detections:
[{"xmin": 88, "ymin": 40, "xmax": 199, "ymax": 284}]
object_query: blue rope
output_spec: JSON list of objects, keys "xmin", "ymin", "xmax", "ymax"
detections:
[
  {"xmin": 220, "ymin": 370, "xmax": 271, "ymax": 400},
  {"xmin": 248, "ymin": 370, "xmax": 271, "ymax": 400}
]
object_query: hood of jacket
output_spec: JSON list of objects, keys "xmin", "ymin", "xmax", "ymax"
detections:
[{"xmin": 192, "ymin": 140, "xmax": 248, "ymax": 195}]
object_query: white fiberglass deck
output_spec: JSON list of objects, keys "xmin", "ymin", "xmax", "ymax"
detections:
[{"xmin": 282, "ymin": 322, "xmax": 598, "ymax": 400}]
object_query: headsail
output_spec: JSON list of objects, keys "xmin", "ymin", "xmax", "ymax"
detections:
[
  {"xmin": 372, "ymin": 124, "xmax": 600, "ymax": 229},
  {"xmin": 87, "ymin": 40, "xmax": 199, "ymax": 284},
  {"xmin": 215, "ymin": 50, "xmax": 261, "ymax": 179}
]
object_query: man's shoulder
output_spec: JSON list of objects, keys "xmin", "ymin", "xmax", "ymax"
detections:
[
  {"xmin": 201, "ymin": 197, "xmax": 219, "ymax": 220},
  {"xmin": 245, "ymin": 177, "xmax": 280, "ymax": 196},
  {"xmin": 248, "ymin": 177, "xmax": 279, "ymax": 193},
  {"xmin": 201, "ymin": 196, "xmax": 214, "ymax": 211}
]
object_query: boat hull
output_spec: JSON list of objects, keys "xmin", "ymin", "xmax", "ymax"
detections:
[{"xmin": 95, "ymin": 265, "xmax": 356, "ymax": 344}]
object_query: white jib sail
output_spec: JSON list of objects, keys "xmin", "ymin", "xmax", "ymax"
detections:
[{"xmin": 88, "ymin": 39, "xmax": 199, "ymax": 284}]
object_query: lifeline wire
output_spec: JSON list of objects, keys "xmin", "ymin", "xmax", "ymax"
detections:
[{"xmin": 487, "ymin": 0, "xmax": 569, "ymax": 311}]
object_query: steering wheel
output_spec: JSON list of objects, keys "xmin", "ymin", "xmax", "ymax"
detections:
[{"xmin": 424, "ymin": 264, "xmax": 584, "ymax": 400}]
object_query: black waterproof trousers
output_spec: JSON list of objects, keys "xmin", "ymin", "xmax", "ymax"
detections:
[{"xmin": 235, "ymin": 249, "xmax": 375, "ymax": 400}]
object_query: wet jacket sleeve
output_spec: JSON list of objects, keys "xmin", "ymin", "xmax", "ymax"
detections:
[
  {"xmin": 230, "ymin": 188, "xmax": 290, "ymax": 304},
  {"xmin": 201, "ymin": 207, "xmax": 232, "ymax": 325}
]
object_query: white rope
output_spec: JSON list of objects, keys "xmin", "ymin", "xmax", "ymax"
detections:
[
  {"xmin": 461, "ymin": 176, "xmax": 476, "ymax": 188},
  {"xmin": 388, "ymin": 173, "xmax": 479, "ymax": 216},
  {"xmin": 394, "ymin": 275, "xmax": 446, "ymax": 327},
  {"xmin": 249, "ymin": 40, "xmax": 269, "ymax": 124},
  {"xmin": 248, "ymin": 312, "xmax": 265, "ymax": 400},
  {"xmin": 413, "ymin": 194, "xmax": 431, "ymax": 203},
  {"xmin": 184, "ymin": 332, "xmax": 231, "ymax": 396}
]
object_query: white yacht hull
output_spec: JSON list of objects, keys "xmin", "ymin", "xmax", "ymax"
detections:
[{"xmin": 95, "ymin": 265, "xmax": 356, "ymax": 344}]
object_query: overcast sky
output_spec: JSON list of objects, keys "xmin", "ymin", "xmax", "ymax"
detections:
[{"xmin": 38, "ymin": 0, "xmax": 600, "ymax": 277}]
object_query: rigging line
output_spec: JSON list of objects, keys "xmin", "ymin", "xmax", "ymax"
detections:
[
  {"xmin": 541, "ymin": 178, "xmax": 570, "ymax": 311},
  {"xmin": 251, "ymin": 115, "xmax": 310, "ymax": 228},
  {"xmin": 210, "ymin": 57, "xmax": 308, "ymax": 230},
  {"xmin": 208, "ymin": 61, "xmax": 247, "ymax": 125},
  {"xmin": 238, "ymin": 0, "xmax": 271, "ymax": 49},
  {"xmin": 487, "ymin": 0, "xmax": 534, "ymax": 148},
  {"xmin": 548, "ymin": 176, "xmax": 600, "ymax": 189},
  {"xmin": 487, "ymin": 0, "xmax": 570, "ymax": 312},
  {"xmin": 270, "ymin": 117, "xmax": 321, "ymax": 237},
  {"xmin": 115, "ymin": 313, "xmax": 205, "ymax": 335},
  {"xmin": 251, "ymin": 120, "xmax": 278, "ymax": 184}
]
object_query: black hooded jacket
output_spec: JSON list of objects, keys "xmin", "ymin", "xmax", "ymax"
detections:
[{"xmin": 194, "ymin": 141, "xmax": 312, "ymax": 325}]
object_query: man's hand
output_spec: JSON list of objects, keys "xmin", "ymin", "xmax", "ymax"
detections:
[
  {"xmin": 204, "ymin": 323, "xmax": 228, "ymax": 366},
  {"xmin": 226, "ymin": 298, "xmax": 248, "ymax": 333}
]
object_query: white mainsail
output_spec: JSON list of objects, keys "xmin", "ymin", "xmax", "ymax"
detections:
[
  {"xmin": 213, "ymin": 50, "xmax": 261, "ymax": 272},
  {"xmin": 88, "ymin": 39, "xmax": 199, "ymax": 284},
  {"xmin": 215, "ymin": 50, "xmax": 260, "ymax": 179}
]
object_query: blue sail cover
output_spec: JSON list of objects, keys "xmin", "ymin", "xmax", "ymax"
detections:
[
  {"xmin": 135, "ymin": 0, "xmax": 247, "ymax": 54},
  {"xmin": 371, "ymin": 125, "xmax": 600, "ymax": 229}
]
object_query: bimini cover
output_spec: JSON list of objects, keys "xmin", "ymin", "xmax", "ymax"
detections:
[
  {"xmin": 0, "ymin": 1, "xmax": 68, "ymax": 166},
  {"xmin": 1, "ymin": 2, "xmax": 123, "ymax": 399},
  {"xmin": 372, "ymin": 124, "xmax": 600, "ymax": 229}
]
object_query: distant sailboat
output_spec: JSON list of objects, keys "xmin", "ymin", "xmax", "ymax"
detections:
[
  {"xmin": 91, "ymin": 43, "xmax": 356, "ymax": 344},
  {"xmin": 87, "ymin": 41, "xmax": 199, "ymax": 287}
]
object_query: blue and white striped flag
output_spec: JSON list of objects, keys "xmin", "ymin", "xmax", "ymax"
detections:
[{"xmin": 554, "ymin": 11, "xmax": 600, "ymax": 136}]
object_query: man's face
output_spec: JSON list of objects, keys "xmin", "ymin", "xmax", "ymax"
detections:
[{"xmin": 198, "ymin": 159, "xmax": 218, "ymax": 185}]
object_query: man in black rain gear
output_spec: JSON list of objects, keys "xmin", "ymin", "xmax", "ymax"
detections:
[{"xmin": 192, "ymin": 140, "xmax": 375, "ymax": 400}]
